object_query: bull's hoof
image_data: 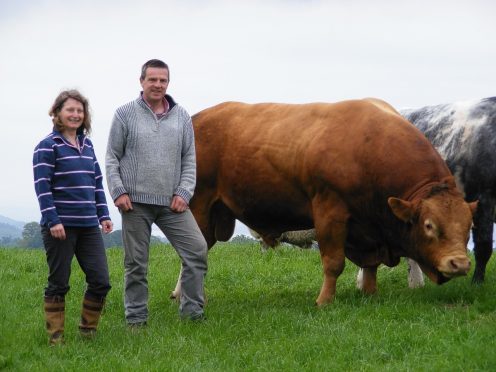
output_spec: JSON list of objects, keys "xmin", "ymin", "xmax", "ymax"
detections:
[
  {"xmin": 315, "ymin": 298, "xmax": 333, "ymax": 307},
  {"xmin": 471, "ymin": 273, "xmax": 485, "ymax": 285},
  {"xmin": 169, "ymin": 292, "xmax": 178, "ymax": 300},
  {"xmin": 361, "ymin": 286, "xmax": 377, "ymax": 295}
]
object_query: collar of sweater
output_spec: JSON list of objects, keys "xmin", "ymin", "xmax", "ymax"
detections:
[{"xmin": 138, "ymin": 92, "xmax": 177, "ymax": 113}]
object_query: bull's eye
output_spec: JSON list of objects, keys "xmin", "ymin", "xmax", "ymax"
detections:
[{"xmin": 423, "ymin": 219, "xmax": 437, "ymax": 237}]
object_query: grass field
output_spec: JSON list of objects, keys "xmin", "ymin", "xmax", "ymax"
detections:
[{"xmin": 1, "ymin": 243, "xmax": 495, "ymax": 371}]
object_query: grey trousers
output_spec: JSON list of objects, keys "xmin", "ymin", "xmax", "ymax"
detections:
[{"xmin": 121, "ymin": 203, "xmax": 208, "ymax": 322}]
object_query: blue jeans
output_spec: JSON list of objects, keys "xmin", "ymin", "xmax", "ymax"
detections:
[
  {"xmin": 42, "ymin": 226, "xmax": 111, "ymax": 299},
  {"xmin": 121, "ymin": 203, "xmax": 208, "ymax": 322}
]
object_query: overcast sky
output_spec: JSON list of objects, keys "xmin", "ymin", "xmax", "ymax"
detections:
[{"xmin": 1, "ymin": 0, "xmax": 495, "ymax": 237}]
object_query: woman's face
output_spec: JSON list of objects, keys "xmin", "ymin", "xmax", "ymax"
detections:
[{"xmin": 57, "ymin": 98, "xmax": 84, "ymax": 133}]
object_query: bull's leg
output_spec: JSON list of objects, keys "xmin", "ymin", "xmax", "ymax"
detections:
[
  {"xmin": 356, "ymin": 268, "xmax": 364, "ymax": 290},
  {"xmin": 259, "ymin": 239, "xmax": 272, "ymax": 252},
  {"xmin": 407, "ymin": 258, "xmax": 425, "ymax": 288},
  {"xmin": 471, "ymin": 192, "xmax": 495, "ymax": 283},
  {"xmin": 316, "ymin": 248, "xmax": 345, "ymax": 306},
  {"xmin": 170, "ymin": 266, "xmax": 183, "ymax": 300},
  {"xmin": 356, "ymin": 267, "xmax": 378, "ymax": 294},
  {"xmin": 313, "ymin": 200, "xmax": 349, "ymax": 306}
]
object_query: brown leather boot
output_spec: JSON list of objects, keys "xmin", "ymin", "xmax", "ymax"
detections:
[
  {"xmin": 79, "ymin": 294, "xmax": 105, "ymax": 338},
  {"xmin": 44, "ymin": 296, "xmax": 65, "ymax": 346}
]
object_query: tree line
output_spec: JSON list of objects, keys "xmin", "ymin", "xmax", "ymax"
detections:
[{"xmin": 1, "ymin": 222, "xmax": 165, "ymax": 249}]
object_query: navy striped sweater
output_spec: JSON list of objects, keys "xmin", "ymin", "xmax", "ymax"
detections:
[{"xmin": 33, "ymin": 130, "xmax": 111, "ymax": 228}]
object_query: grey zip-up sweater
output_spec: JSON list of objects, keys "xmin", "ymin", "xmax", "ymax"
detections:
[{"xmin": 105, "ymin": 94, "xmax": 196, "ymax": 206}]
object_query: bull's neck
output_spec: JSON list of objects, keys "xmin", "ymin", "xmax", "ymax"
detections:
[{"xmin": 402, "ymin": 176, "xmax": 454, "ymax": 202}]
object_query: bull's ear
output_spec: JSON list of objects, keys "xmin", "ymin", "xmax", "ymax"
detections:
[
  {"xmin": 388, "ymin": 197, "xmax": 415, "ymax": 222},
  {"xmin": 468, "ymin": 201, "xmax": 478, "ymax": 216}
]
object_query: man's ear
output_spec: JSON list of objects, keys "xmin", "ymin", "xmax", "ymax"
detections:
[{"xmin": 388, "ymin": 197, "xmax": 415, "ymax": 222}]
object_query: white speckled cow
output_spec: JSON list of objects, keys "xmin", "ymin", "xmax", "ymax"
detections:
[{"xmin": 249, "ymin": 228, "xmax": 317, "ymax": 250}]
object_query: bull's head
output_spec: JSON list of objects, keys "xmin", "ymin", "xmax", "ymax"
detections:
[{"xmin": 388, "ymin": 186, "xmax": 477, "ymax": 284}]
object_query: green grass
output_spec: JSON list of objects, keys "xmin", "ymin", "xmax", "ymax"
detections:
[{"xmin": 1, "ymin": 243, "xmax": 495, "ymax": 371}]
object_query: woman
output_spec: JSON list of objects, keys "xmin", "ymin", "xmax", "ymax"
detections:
[{"xmin": 33, "ymin": 90, "xmax": 113, "ymax": 345}]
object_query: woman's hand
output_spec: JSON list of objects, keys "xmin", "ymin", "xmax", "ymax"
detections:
[
  {"xmin": 50, "ymin": 224, "xmax": 66, "ymax": 240},
  {"xmin": 101, "ymin": 220, "xmax": 113, "ymax": 234}
]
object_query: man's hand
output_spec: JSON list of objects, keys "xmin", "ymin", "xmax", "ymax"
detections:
[
  {"xmin": 101, "ymin": 220, "xmax": 113, "ymax": 234},
  {"xmin": 50, "ymin": 223, "xmax": 66, "ymax": 240},
  {"xmin": 170, "ymin": 195, "xmax": 188, "ymax": 213},
  {"xmin": 115, "ymin": 194, "xmax": 133, "ymax": 212}
]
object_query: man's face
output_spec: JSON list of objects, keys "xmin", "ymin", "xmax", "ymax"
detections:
[{"xmin": 140, "ymin": 67, "xmax": 169, "ymax": 103}]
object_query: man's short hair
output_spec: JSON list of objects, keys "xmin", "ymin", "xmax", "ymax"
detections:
[{"xmin": 140, "ymin": 59, "xmax": 169, "ymax": 81}]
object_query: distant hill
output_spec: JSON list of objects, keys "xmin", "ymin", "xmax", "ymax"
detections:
[
  {"xmin": 0, "ymin": 222, "xmax": 22, "ymax": 238},
  {"xmin": 0, "ymin": 215, "xmax": 25, "ymax": 238},
  {"xmin": 0, "ymin": 215, "xmax": 26, "ymax": 229},
  {"xmin": 101, "ymin": 229, "xmax": 168, "ymax": 248}
]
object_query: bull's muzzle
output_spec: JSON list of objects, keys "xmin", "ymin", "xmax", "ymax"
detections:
[{"xmin": 438, "ymin": 255, "xmax": 471, "ymax": 278}]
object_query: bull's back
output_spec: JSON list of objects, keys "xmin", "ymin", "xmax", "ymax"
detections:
[{"xmin": 193, "ymin": 100, "xmax": 449, "ymax": 199}]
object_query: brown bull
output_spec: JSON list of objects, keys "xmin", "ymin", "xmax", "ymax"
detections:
[{"xmin": 188, "ymin": 98, "xmax": 477, "ymax": 305}]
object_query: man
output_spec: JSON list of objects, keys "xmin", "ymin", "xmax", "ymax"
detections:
[{"xmin": 106, "ymin": 59, "xmax": 207, "ymax": 325}]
